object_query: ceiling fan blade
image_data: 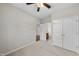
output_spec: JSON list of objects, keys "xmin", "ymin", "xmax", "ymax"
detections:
[
  {"xmin": 37, "ymin": 7, "xmax": 40, "ymax": 12},
  {"xmin": 43, "ymin": 3, "xmax": 51, "ymax": 9},
  {"xmin": 26, "ymin": 3, "xmax": 35, "ymax": 5}
]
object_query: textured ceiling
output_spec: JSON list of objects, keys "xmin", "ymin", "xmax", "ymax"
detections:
[{"xmin": 11, "ymin": 3, "xmax": 78, "ymax": 19}]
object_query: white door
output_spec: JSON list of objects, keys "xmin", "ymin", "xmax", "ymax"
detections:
[
  {"xmin": 63, "ymin": 16, "xmax": 77, "ymax": 52},
  {"xmin": 52, "ymin": 19, "xmax": 63, "ymax": 47},
  {"xmin": 40, "ymin": 24, "xmax": 48, "ymax": 41}
]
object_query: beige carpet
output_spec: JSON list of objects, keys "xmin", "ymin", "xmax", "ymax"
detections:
[{"xmin": 7, "ymin": 40, "xmax": 79, "ymax": 56}]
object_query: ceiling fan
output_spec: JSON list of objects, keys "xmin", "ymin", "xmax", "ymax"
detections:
[{"xmin": 26, "ymin": 3, "xmax": 51, "ymax": 12}]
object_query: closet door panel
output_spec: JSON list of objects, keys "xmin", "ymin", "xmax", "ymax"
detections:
[
  {"xmin": 52, "ymin": 20, "xmax": 63, "ymax": 47},
  {"xmin": 63, "ymin": 17, "xmax": 77, "ymax": 51}
]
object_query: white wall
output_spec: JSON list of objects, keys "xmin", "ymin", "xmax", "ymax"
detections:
[
  {"xmin": 40, "ymin": 16, "xmax": 51, "ymax": 24},
  {"xmin": 36, "ymin": 24, "xmax": 40, "ymax": 35},
  {"xmin": 0, "ymin": 4, "xmax": 39, "ymax": 55},
  {"xmin": 51, "ymin": 5, "xmax": 79, "ymax": 20}
]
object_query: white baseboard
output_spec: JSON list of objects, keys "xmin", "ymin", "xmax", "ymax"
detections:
[
  {"xmin": 51, "ymin": 45, "xmax": 79, "ymax": 54},
  {"xmin": 3, "ymin": 41, "xmax": 34, "ymax": 56},
  {"xmin": 75, "ymin": 50, "xmax": 79, "ymax": 54}
]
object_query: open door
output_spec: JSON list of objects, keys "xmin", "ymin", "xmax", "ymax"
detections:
[
  {"xmin": 36, "ymin": 35, "xmax": 40, "ymax": 42},
  {"xmin": 46, "ymin": 33, "xmax": 49, "ymax": 41}
]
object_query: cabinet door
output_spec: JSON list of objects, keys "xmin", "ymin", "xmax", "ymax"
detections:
[
  {"xmin": 52, "ymin": 19, "xmax": 63, "ymax": 47},
  {"xmin": 63, "ymin": 17, "xmax": 77, "ymax": 52}
]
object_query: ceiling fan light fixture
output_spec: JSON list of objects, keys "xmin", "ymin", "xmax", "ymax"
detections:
[
  {"xmin": 26, "ymin": 3, "xmax": 51, "ymax": 12},
  {"xmin": 37, "ymin": 3, "xmax": 44, "ymax": 7}
]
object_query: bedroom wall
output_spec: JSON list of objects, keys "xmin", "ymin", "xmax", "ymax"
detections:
[
  {"xmin": 51, "ymin": 5, "xmax": 79, "ymax": 20},
  {"xmin": 40, "ymin": 16, "xmax": 51, "ymax": 24},
  {"xmin": 0, "ymin": 3, "xmax": 39, "ymax": 55}
]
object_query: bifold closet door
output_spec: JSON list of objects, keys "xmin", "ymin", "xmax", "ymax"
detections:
[
  {"xmin": 63, "ymin": 17, "xmax": 77, "ymax": 52},
  {"xmin": 52, "ymin": 19, "xmax": 63, "ymax": 47}
]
